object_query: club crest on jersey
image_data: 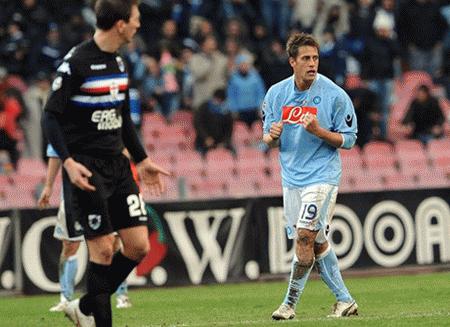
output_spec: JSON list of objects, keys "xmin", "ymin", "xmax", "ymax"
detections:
[
  {"xmin": 110, "ymin": 81, "xmax": 119, "ymax": 99},
  {"xmin": 88, "ymin": 214, "xmax": 101, "ymax": 230},
  {"xmin": 282, "ymin": 106, "xmax": 317, "ymax": 125},
  {"xmin": 116, "ymin": 56, "xmax": 125, "ymax": 72}
]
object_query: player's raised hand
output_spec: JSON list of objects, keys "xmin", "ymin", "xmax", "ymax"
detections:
[
  {"xmin": 37, "ymin": 185, "xmax": 52, "ymax": 208},
  {"xmin": 136, "ymin": 158, "xmax": 171, "ymax": 196},
  {"xmin": 63, "ymin": 158, "xmax": 96, "ymax": 192},
  {"xmin": 270, "ymin": 121, "xmax": 283, "ymax": 140}
]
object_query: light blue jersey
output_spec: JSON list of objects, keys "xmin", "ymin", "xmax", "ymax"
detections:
[
  {"xmin": 262, "ymin": 74, "xmax": 357, "ymax": 188},
  {"xmin": 46, "ymin": 143, "xmax": 59, "ymax": 158}
]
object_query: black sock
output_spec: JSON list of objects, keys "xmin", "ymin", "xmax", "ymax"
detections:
[
  {"xmin": 91, "ymin": 293, "xmax": 112, "ymax": 327},
  {"xmin": 107, "ymin": 252, "xmax": 139, "ymax": 294},
  {"xmin": 79, "ymin": 261, "xmax": 111, "ymax": 315}
]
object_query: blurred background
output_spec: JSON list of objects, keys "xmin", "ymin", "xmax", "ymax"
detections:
[{"xmin": 0, "ymin": 0, "xmax": 449, "ymax": 296}]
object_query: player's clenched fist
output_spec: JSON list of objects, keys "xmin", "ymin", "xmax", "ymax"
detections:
[{"xmin": 270, "ymin": 121, "xmax": 283, "ymax": 140}]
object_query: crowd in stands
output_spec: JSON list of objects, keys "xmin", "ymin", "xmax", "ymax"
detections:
[{"xmin": 0, "ymin": 0, "xmax": 449, "ymax": 205}]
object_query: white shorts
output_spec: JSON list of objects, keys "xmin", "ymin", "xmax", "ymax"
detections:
[
  {"xmin": 283, "ymin": 184, "xmax": 338, "ymax": 242},
  {"xmin": 53, "ymin": 200, "xmax": 84, "ymax": 242}
]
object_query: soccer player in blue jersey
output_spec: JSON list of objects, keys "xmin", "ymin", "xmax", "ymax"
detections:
[
  {"xmin": 38, "ymin": 144, "xmax": 132, "ymax": 312},
  {"xmin": 262, "ymin": 32, "xmax": 358, "ymax": 320}
]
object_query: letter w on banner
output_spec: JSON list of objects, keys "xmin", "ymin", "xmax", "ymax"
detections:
[{"xmin": 165, "ymin": 209, "xmax": 244, "ymax": 284}]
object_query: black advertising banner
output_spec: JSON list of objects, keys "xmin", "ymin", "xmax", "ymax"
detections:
[
  {"xmin": 0, "ymin": 210, "xmax": 14, "ymax": 291},
  {"xmin": 1, "ymin": 188, "xmax": 449, "ymax": 294}
]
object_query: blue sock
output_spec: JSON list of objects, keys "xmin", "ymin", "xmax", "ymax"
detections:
[
  {"xmin": 115, "ymin": 281, "xmax": 128, "ymax": 296},
  {"xmin": 60, "ymin": 255, "xmax": 78, "ymax": 301},
  {"xmin": 282, "ymin": 256, "xmax": 314, "ymax": 308},
  {"xmin": 316, "ymin": 246, "xmax": 353, "ymax": 303}
]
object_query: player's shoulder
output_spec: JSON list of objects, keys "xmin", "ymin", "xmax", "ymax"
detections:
[
  {"xmin": 62, "ymin": 40, "xmax": 94, "ymax": 64},
  {"xmin": 317, "ymin": 74, "xmax": 350, "ymax": 100}
]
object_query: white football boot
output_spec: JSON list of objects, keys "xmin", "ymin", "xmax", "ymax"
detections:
[
  {"xmin": 63, "ymin": 298, "xmax": 96, "ymax": 327},
  {"xmin": 327, "ymin": 300, "xmax": 358, "ymax": 317},
  {"xmin": 272, "ymin": 303, "xmax": 296, "ymax": 320}
]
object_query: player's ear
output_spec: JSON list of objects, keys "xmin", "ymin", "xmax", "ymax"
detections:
[
  {"xmin": 288, "ymin": 56, "xmax": 296, "ymax": 68},
  {"xmin": 115, "ymin": 20, "xmax": 126, "ymax": 34}
]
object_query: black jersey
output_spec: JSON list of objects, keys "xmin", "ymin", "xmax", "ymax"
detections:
[{"xmin": 44, "ymin": 39, "xmax": 132, "ymax": 158}]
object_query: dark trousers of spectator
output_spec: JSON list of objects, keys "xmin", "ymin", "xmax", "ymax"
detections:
[
  {"xmin": 237, "ymin": 109, "xmax": 259, "ymax": 129},
  {"xmin": 0, "ymin": 130, "xmax": 19, "ymax": 170}
]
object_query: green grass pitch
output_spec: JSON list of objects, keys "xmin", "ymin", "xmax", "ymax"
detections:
[{"xmin": 0, "ymin": 272, "xmax": 449, "ymax": 326}]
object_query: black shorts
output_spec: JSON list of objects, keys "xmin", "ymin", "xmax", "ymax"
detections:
[{"xmin": 62, "ymin": 154, "xmax": 148, "ymax": 239}]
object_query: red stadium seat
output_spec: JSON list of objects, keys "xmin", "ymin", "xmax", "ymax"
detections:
[{"xmin": 16, "ymin": 159, "xmax": 47, "ymax": 177}]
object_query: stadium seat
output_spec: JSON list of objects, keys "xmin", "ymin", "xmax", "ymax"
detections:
[
  {"xmin": 340, "ymin": 146, "xmax": 364, "ymax": 170},
  {"xmin": 395, "ymin": 140, "xmax": 429, "ymax": 175},
  {"xmin": 416, "ymin": 169, "xmax": 449, "ymax": 189},
  {"xmin": 16, "ymin": 159, "xmax": 47, "ymax": 177},
  {"xmin": 232, "ymin": 121, "xmax": 252, "ymax": 146},
  {"xmin": 205, "ymin": 148, "xmax": 237, "ymax": 171},
  {"xmin": 363, "ymin": 141, "xmax": 397, "ymax": 171},
  {"xmin": 427, "ymin": 139, "xmax": 450, "ymax": 169},
  {"xmin": 383, "ymin": 173, "xmax": 417, "ymax": 190}
]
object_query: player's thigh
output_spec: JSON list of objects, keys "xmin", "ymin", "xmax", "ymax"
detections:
[{"xmin": 297, "ymin": 184, "xmax": 338, "ymax": 233}]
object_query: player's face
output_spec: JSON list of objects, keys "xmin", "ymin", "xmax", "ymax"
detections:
[
  {"xmin": 289, "ymin": 45, "xmax": 319, "ymax": 87},
  {"xmin": 121, "ymin": 5, "xmax": 141, "ymax": 43}
]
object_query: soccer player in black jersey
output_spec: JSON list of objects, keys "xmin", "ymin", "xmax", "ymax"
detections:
[{"xmin": 42, "ymin": 1, "xmax": 170, "ymax": 326}]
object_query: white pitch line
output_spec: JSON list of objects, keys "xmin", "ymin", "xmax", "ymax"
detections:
[{"xmin": 139, "ymin": 311, "xmax": 450, "ymax": 327}]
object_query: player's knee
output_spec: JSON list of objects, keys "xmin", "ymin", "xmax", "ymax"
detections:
[
  {"xmin": 314, "ymin": 241, "xmax": 329, "ymax": 256},
  {"xmin": 97, "ymin": 246, "xmax": 115, "ymax": 263},
  {"xmin": 124, "ymin": 241, "xmax": 149, "ymax": 261}
]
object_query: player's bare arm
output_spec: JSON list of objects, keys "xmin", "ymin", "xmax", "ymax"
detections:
[
  {"xmin": 303, "ymin": 112, "xmax": 344, "ymax": 148},
  {"xmin": 263, "ymin": 121, "xmax": 283, "ymax": 148},
  {"xmin": 38, "ymin": 157, "xmax": 62, "ymax": 208}
]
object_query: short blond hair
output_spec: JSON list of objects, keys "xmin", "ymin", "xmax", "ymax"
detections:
[{"xmin": 286, "ymin": 32, "xmax": 320, "ymax": 58}]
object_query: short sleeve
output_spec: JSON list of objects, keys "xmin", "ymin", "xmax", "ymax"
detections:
[
  {"xmin": 262, "ymin": 87, "xmax": 277, "ymax": 135},
  {"xmin": 46, "ymin": 143, "xmax": 59, "ymax": 158}
]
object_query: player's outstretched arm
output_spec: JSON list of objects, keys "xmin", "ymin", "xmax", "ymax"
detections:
[{"xmin": 38, "ymin": 157, "xmax": 61, "ymax": 208}]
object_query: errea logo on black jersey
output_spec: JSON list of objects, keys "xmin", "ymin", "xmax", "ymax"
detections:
[{"xmin": 91, "ymin": 109, "xmax": 122, "ymax": 130}]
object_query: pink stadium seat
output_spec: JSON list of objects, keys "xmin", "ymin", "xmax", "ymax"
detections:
[
  {"xmin": 427, "ymin": 139, "xmax": 450, "ymax": 169},
  {"xmin": 363, "ymin": 141, "xmax": 397, "ymax": 171},
  {"xmin": 188, "ymin": 179, "xmax": 228, "ymax": 199},
  {"xmin": 142, "ymin": 112, "xmax": 167, "ymax": 127},
  {"xmin": 16, "ymin": 159, "xmax": 47, "ymax": 177},
  {"xmin": 255, "ymin": 178, "xmax": 282, "ymax": 196},
  {"xmin": 171, "ymin": 110, "xmax": 193, "ymax": 124},
  {"xmin": 340, "ymin": 146, "xmax": 364, "ymax": 170},
  {"xmin": 237, "ymin": 147, "xmax": 266, "ymax": 163},
  {"xmin": 227, "ymin": 179, "xmax": 257, "ymax": 198},
  {"xmin": 383, "ymin": 173, "xmax": 417, "ymax": 190},
  {"xmin": 233, "ymin": 121, "xmax": 252, "ymax": 146},
  {"xmin": 416, "ymin": 169, "xmax": 449, "ymax": 189},
  {"xmin": 205, "ymin": 148, "xmax": 237, "ymax": 171}
]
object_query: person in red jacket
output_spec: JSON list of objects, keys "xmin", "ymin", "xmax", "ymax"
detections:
[{"xmin": 0, "ymin": 88, "xmax": 22, "ymax": 170}]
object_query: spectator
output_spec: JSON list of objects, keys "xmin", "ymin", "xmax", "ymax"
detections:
[
  {"xmin": 224, "ymin": 37, "xmax": 254, "ymax": 74},
  {"xmin": 189, "ymin": 34, "xmax": 228, "ymax": 110},
  {"xmin": 193, "ymin": 89, "xmax": 234, "ymax": 156},
  {"xmin": 260, "ymin": 0, "xmax": 291, "ymax": 40},
  {"xmin": 360, "ymin": 11, "xmax": 400, "ymax": 140},
  {"xmin": 0, "ymin": 18, "xmax": 31, "ymax": 77},
  {"xmin": 159, "ymin": 44, "xmax": 181, "ymax": 122},
  {"xmin": 178, "ymin": 38, "xmax": 198, "ymax": 111},
  {"xmin": 227, "ymin": 54, "xmax": 265, "ymax": 128},
  {"xmin": 33, "ymin": 23, "xmax": 63, "ymax": 75},
  {"xmin": 318, "ymin": 29, "xmax": 346, "ymax": 85},
  {"xmin": 313, "ymin": 0, "xmax": 350, "ymax": 45},
  {"xmin": 345, "ymin": 78, "xmax": 379, "ymax": 148},
  {"xmin": 291, "ymin": 0, "xmax": 320, "ymax": 34},
  {"xmin": 402, "ymin": 84, "xmax": 445, "ymax": 145},
  {"xmin": 135, "ymin": 55, "xmax": 164, "ymax": 114},
  {"xmin": 397, "ymin": 0, "xmax": 448, "ymax": 78},
  {"xmin": 260, "ymin": 38, "xmax": 291, "ymax": 88},
  {"xmin": 23, "ymin": 71, "xmax": 50, "ymax": 160},
  {"xmin": 0, "ymin": 71, "xmax": 22, "ymax": 170}
]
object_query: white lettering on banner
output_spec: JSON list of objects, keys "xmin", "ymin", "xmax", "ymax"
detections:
[
  {"xmin": 364, "ymin": 201, "xmax": 415, "ymax": 267},
  {"xmin": 164, "ymin": 208, "xmax": 244, "ymax": 284},
  {"xmin": 329, "ymin": 205, "xmax": 363, "ymax": 270},
  {"xmin": 267, "ymin": 197, "xmax": 450, "ymax": 272},
  {"xmin": 21, "ymin": 217, "xmax": 88, "ymax": 292},
  {"xmin": 415, "ymin": 197, "xmax": 450, "ymax": 264},
  {"xmin": 0, "ymin": 218, "xmax": 12, "ymax": 275},
  {"xmin": 267, "ymin": 207, "xmax": 294, "ymax": 274}
]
